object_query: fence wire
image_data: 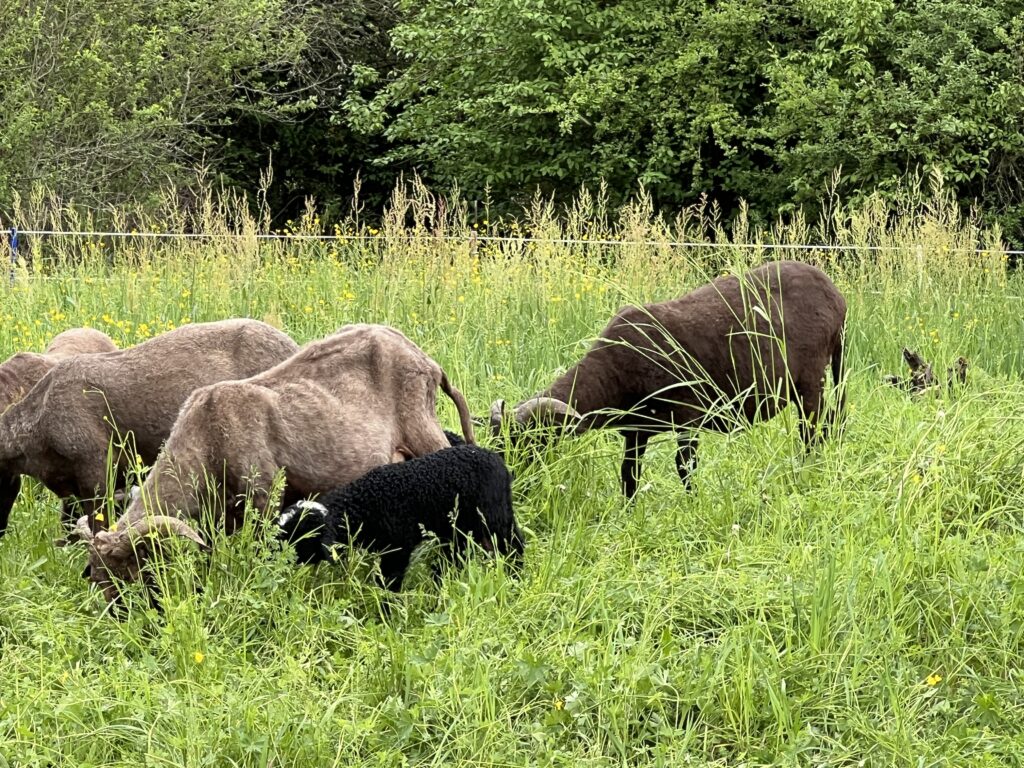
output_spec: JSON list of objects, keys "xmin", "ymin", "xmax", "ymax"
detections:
[{"xmin": 3, "ymin": 226, "xmax": 1022, "ymax": 255}]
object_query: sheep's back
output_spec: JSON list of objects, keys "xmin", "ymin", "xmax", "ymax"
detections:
[
  {"xmin": 326, "ymin": 446, "xmax": 512, "ymax": 528},
  {"xmin": 595, "ymin": 261, "xmax": 844, "ymax": 411}
]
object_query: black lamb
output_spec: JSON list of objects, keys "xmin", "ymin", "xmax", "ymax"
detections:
[{"xmin": 276, "ymin": 443, "xmax": 524, "ymax": 590}]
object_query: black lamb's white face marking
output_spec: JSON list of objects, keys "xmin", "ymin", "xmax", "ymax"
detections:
[
  {"xmin": 278, "ymin": 499, "xmax": 327, "ymax": 530},
  {"xmin": 299, "ymin": 499, "xmax": 328, "ymax": 515}
]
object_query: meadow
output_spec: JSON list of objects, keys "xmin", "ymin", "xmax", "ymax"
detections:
[{"xmin": 1, "ymin": 184, "xmax": 1023, "ymax": 766}]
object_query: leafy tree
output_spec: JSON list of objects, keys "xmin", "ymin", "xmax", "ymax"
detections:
[
  {"xmin": 767, "ymin": 0, "xmax": 1024, "ymax": 228},
  {"xmin": 370, "ymin": 0, "xmax": 1024, "ymax": 238},
  {"xmin": 0, "ymin": 0, "xmax": 313, "ymax": 214},
  {"xmin": 209, "ymin": 0, "xmax": 402, "ymax": 223}
]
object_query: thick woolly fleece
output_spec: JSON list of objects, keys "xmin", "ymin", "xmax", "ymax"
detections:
[{"xmin": 277, "ymin": 443, "xmax": 523, "ymax": 589}]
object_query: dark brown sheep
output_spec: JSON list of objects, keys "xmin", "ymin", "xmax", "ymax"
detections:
[
  {"xmin": 884, "ymin": 347, "xmax": 968, "ymax": 394},
  {"xmin": 0, "ymin": 319, "xmax": 298, "ymax": 536},
  {"xmin": 72, "ymin": 323, "xmax": 476, "ymax": 608},
  {"xmin": 0, "ymin": 327, "xmax": 117, "ymax": 413},
  {"xmin": 490, "ymin": 260, "xmax": 847, "ymax": 496}
]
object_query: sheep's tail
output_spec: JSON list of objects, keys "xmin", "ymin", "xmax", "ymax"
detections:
[{"xmin": 441, "ymin": 371, "xmax": 476, "ymax": 445}]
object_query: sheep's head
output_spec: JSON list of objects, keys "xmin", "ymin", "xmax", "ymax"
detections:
[
  {"xmin": 488, "ymin": 397, "xmax": 584, "ymax": 453},
  {"xmin": 68, "ymin": 515, "xmax": 208, "ymax": 609},
  {"xmin": 277, "ymin": 500, "xmax": 331, "ymax": 564},
  {"xmin": 457, "ymin": 504, "xmax": 525, "ymax": 574},
  {"xmin": 502, "ymin": 519, "xmax": 527, "ymax": 574}
]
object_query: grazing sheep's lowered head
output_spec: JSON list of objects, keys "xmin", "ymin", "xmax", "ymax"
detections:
[
  {"xmin": 276, "ymin": 500, "xmax": 331, "ymax": 565},
  {"xmin": 489, "ymin": 396, "xmax": 585, "ymax": 442},
  {"xmin": 68, "ymin": 514, "xmax": 208, "ymax": 608}
]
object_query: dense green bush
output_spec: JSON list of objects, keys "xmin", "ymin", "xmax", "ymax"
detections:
[
  {"xmin": 0, "ymin": 0, "xmax": 317, "ymax": 211},
  {"xmin": 370, "ymin": 0, "xmax": 1023, "ymax": 238},
  {"xmin": 2, "ymin": 0, "xmax": 1022, "ymax": 239}
]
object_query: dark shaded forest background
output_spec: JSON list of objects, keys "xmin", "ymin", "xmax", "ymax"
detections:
[{"xmin": 2, "ymin": 0, "xmax": 1021, "ymax": 240}]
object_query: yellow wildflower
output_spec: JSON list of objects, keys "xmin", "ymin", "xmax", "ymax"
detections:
[
  {"xmin": 193, "ymin": 651, "xmax": 205, "ymax": 664},
  {"xmin": 926, "ymin": 673, "xmax": 942, "ymax": 686}
]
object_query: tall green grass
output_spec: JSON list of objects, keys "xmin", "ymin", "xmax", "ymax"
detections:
[{"xmin": 1, "ymin": 180, "xmax": 1023, "ymax": 765}]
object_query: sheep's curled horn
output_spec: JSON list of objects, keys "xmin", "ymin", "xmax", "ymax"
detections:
[
  {"xmin": 489, "ymin": 396, "xmax": 584, "ymax": 434},
  {"xmin": 59, "ymin": 514, "xmax": 209, "ymax": 551},
  {"xmin": 121, "ymin": 516, "xmax": 210, "ymax": 551}
]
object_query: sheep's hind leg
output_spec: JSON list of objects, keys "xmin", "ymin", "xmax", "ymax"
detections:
[
  {"xmin": 796, "ymin": 378, "xmax": 825, "ymax": 450},
  {"xmin": 675, "ymin": 433, "xmax": 698, "ymax": 488},
  {"xmin": 621, "ymin": 430, "xmax": 652, "ymax": 498}
]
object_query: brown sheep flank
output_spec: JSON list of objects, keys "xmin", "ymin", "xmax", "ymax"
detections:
[
  {"xmin": 490, "ymin": 260, "xmax": 847, "ymax": 496},
  {"xmin": 71, "ymin": 323, "xmax": 475, "ymax": 608},
  {"xmin": 0, "ymin": 319, "xmax": 299, "ymax": 536}
]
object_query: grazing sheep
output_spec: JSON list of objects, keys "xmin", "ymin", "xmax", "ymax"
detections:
[
  {"xmin": 884, "ymin": 347, "xmax": 968, "ymax": 394},
  {"xmin": 490, "ymin": 260, "xmax": 847, "ymax": 497},
  {"xmin": 44, "ymin": 327, "xmax": 118, "ymax": 358},
  {"xmin": 0, "ymin": 319, "xmax": 298, "ymax": 536},
  {"xmin": 73, "ymin": 323, "xmax": 475, "ymax": 607},
  {"xmin": 0, "ymin": 327, "xmax": 117, "ymax": 413},
  {"xmin": 277, "ymin": 443, "xmax": 523, "ymax": 589}
]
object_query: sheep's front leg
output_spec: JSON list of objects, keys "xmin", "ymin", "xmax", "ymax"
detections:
[
  {"xmin": 621, "ymin": 430, "xmax": 651, "ymax": 498},
  {"xmin": 72, "ymin": 463, "xmax": 116, "ymax": 532},
  {"xmin": 675, "ymin": 433, "xmax": 698, "ymax": 488}
]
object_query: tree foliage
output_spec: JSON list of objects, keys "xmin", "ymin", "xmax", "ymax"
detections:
[
  {"xmin": 0, "ymin": 0, "xmax": 312, "ymax": 211},
  {"xmin": 373, "ymin": 0, "xmax": 1024, "ymax": 236},
  {"xmin": 209, "ymin": 0, "xmax": 401, "ymax": 222},
  {"xmin": 1, "ymin": 0, "xmax": 1021, "ymax": 238}
]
